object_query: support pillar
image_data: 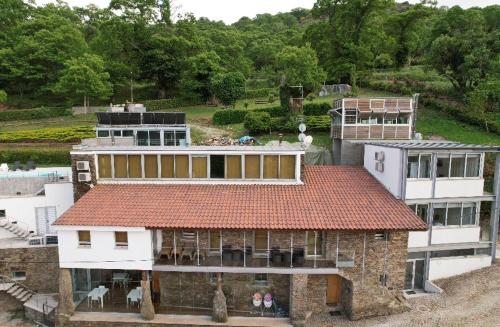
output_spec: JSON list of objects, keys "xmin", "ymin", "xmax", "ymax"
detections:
[
  {"xmin": 140, "ymin": 271, "xmax": 155, "ymax": 320},
  {"xmin": 212, "ymin": 272, "xmax": 228, "ymax": 323},
  {"xmin": 290, "ymin": 274, "xmax": 309, "ymax": 326},
  {"xmin": 57, "ymin": 268, "xmax": 74, "ymax": 326}
]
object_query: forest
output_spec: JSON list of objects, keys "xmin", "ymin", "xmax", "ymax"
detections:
[{"xmin": 0, "ymin": 0, "xmax": 498, "ymax": 140}]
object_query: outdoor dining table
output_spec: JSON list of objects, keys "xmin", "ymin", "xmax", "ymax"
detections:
[
  {"xmin": 87, "ymin": 287, "xmax": 109, "ymax": 309},
  {"xmin": 127, "ymin": 287, "xmax": 143, "ymax": 308}
]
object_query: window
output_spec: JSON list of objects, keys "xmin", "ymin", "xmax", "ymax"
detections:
[
  {"xmin": 279, "ymin": 155, "xmax": 296, "ymax": 179},
  {"xmin": 419, "ymin": 155, "xmax": 431, "ymax": 179},
  {"xmin": 192, "ymin": 156, "xmax": 208, "ymax": 178},
  {"xmin": 122, "ymin": 130, "xmax": 133, "ymax": 137},
  {"xmin": 78, "ymin": 230, "xmax": 91, "ymax": 247},
  {"xmin": 0, "ymin": 209, "xmax": 5, "ymax": 218},
  {"xmin": 226, "ymin": 155, "xmax": 242, "ymax": 179},
  {"xmin": 11, "ymin": 271, "xmax": 26, "ymax": 281},
  {"xmin": 409, "ymin": 204, "xmax": 429, "ymax": 223},
  {"xmin": 97, "ymin": 130, "xmax": 110, "ymax": 137},
  {"xmin": 255, "ymin": 273, "xmax": 268, "ymax": 285},
  {"xmin": 113, "ymin": 130, "xmax": 122, "ymax": 137},
  {"xmin": 446, "ymin": 203, "xmax": 462, "ymax": 226},
  {"xmin": 397, "ymin": 115, "xmax": 409, "ymax": 124},
  {"xmin": 175, "ymin": 155, "xmax": 189, "ymax": 178},
  {"xmin": 245, "ymin": 155, "xmax": 260, "ymax": 179},
  {"xmin": 432, "ymin": 202, "xmax": 478, "ymax": 227},
  {"xmin": 209, "ymin": 230, "xmax": 220, "ymax": 252},
  {"xmin": 144, "ymin": 155, "xmax": 158, "ymax": 178},
  {"xmin": 466, "ymin": 154, "xmax": 481, "ymax": 177},
  {"xmin": 432, "ymin": 204, "xmax": 447, "ymax": 226},
  {"xmin": 384, "ymin": 118, "xmax": 397, "ymax": 125},
  {"xmin": 137, "ymin": 131, "xmax": 149, "ymax": 146},
  {"xmin": 149, "ymin": 131, "xmax": 161, "ymax": 146},
  {"xmin": 128, "ymin": 155, "xmax": 142, "ymax": 178},
  {"xmin": 115, "ymin": 231, "xmax": 128, "ymax": 248},
  {"xmin": 407, "ymin": 155, "xmax": 419, "ymax": 178},
  {"xmin": 431, "ymin": 249, "xmax": 474, "ymax": 258},
  {"xmin": 306, "ymin": 231, "xmax": 323, "ymax": 256},
  {"xmin": 263, "ymin": 155, "xmax": 279, "ymax": 179},
  {"xmin": 357, "ymin": 117, "xmax": 370, "ymax": 124},
  {"xmin": 344, "ymin": 109, "xmax": 357, "ymax": 124},
  {"xmin": 210, "ymin": 155, "xmax": 225, "ymax": 179},
  {"xmin": 462, "ymin": 203, "xmax": 477, "ymax": 225},
  {"xmin": 374, "ymin": 231, "xmax": 387, "ymax": 240},
  {"xmin": 98, "ymin": 155, "xmax": 112, "ymax": 178},
  {"xmin": 436, "ymin": 155, "xmax": 450, "ymax": 178},
  {"xmin": 114, "ymin": 155, "xmax": 128, "ymax": 178},
  {"xmin": 176, "ymin": 131, "xmax": 187, "ymax": 146},
  {"xmin": 450, "ymin": 154, "xmax": 466, "ymax": 177},
  {"xmin": 164, "ymin": 131, "xmax": 175, "ymax": 146},
  {"xmin": 254, "ymin": 230, "xmax": 268, "ymax": 254}
]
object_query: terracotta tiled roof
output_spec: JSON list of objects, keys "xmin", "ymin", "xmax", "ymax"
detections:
[{"xmin": 54, "ymin": 166, "xmax": 427, "ymax": 231}]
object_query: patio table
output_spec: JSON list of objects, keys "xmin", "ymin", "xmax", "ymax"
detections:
[
  {"xmin": 87, "ymin": 287, "xmax": 109, "ymax": 309},
  {"xmin": 127, "ymin": 288, "xmax": 143, "ymax": 308}
]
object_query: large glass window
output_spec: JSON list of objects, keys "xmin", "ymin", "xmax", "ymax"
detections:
[
  {"xmin": 128, "ymin": 155, "xmax": 142, "ymax": 178},
  {"xmin": 192, "ymin": 156, "xmax": 207, "ymax": 178},
  {"xmin": 419, "ymin": 155, "xmax": 431, "ymax": 178},
  {"xmin": 409, "ymin": 204, "xmax": 429, "ymax": 223},
  {"xmin": 436, "ymin": 155, "xmax": 450, "ymax": 178},
  {"xmin": 144, "ymin": 155, "xmax": 158, "ymax": 178},
  {"xmin": 245, "ymin": 155, "xmax": 260, "ymax": 179},
  {"xmin": 279, "ymin": 155, "xmax": 296, "ymax": 179},
  {"xmin": 433, "ymin": 203, "xmax": 447, "ymax": 226},
  {"xmin": 209, "ymin": 230, "xmax": 220, "ymax": 252},
  {"xmin": 466, "ymin": 154, "xmax": 481, "ymax": 177},
  {"xmin": 114, "ymin": 155, "xmax": 128, "ymax": 178},
  {"xmin": 98, "ymin": 155, "xmax": 112, "ymax": 178},
  {"xmin": 113, "ymin": 130, "xmax": 122, "ymax": 137},
  {"xmin": 306, "ymin": 231, "xmax": 324, "ymax": 256},
  {"xmin": 446, "ymin": 203, "xmax": 462, "ymax": 226},
  {"xmin": 432, "ymin": 202, "xmax": 478, "ymax": 227},
  {"xmin": 407, "ymin": 155, "xmax": 419, "ymax": 178},
  {"xmin": 397, "ymin": 115, "xmax": 409, "ymax": 124},
  {"xmin": 450, "ymin": 154, "xmax": 466, "ymax": 177},
  {"xmin": 344, "ymin": 109, "xmax": 357, "ymax": 124},
  {"xmin": 407, "ymin": 154, "xmax": 431, "ymax": 179},
  {"xmin": 137, "ymin": 131, "xmax": 149, "ymax": 146},
  {"xmin": 164, "ymin": 131, "xmax": 175, "ymax": 146},
  {"xmin": 226, "ymin": 155, "xmax": 242, "ymax": 179},
  {"xmin": 210, "ymin": 155, "xmax": 225, "ymax": 179},
  {"xmin": 149, "ymin": 131, "xmax": 161, "ymax": 146},
  {"xmin": 462, "ymin": 203, "xmax": 477, "ymax": 225},
  {"xmin": 176, "ymin": 131, "xmax": 187, "ymax": 146},
  {"xmin": 254, "ymin": 231, "xmax": 268, "ymax": 254},
  {"xmin": 97, "ymin": 130, "xmax": 110, "ymax": 138},
  {"xmin": 263, "ymin": 155, "xmax": 279, "ymax": 179},
  {"xmin": 122, "ymin": 130, "xmax": 133, "ymax": 137}
]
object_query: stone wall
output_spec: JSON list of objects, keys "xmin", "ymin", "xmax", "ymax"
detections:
[
  {"xmin": 0, "ymin": 292, "xmax": 23, "ymax": 311},
  {"xmin": 71, "ymin": 154, "xmax": 97, "ymax": 202},
  {"xmin": 158, "ymin": 272, "xmax": 290, "ymax": 314},
  {"xmin": 0, "ymin": 246, "xmax": 59, "ymax": 293}
]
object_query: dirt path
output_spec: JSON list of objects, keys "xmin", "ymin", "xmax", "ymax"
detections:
[{"xmin": 308, "ymin": 264, "xmax": 500, "ymax": 327}]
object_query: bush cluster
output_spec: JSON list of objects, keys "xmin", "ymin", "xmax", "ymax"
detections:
[
  {"xmin": 142, "ymin": 98, "xmax": 200, "ymax": 111},
  {"xmin": 212, "ymin": 109, "xmax": 248, "ymax": 125},
  {"xmin": 243, "ymin": 88, "xmax": 278, "ymax": 99},
  {"xmin": 0, "ymin": 126, "xmax": 95, "ymax": 143},
  {"xmin": 0, "ymin": 107, "xmax": 71, "ymax": 122},
  {"xmin": 0, "ymin": 148, "xmax": 71, "ymax": 166},
  {"xmin": 244, "ymin": 111, "xmax": 271, "ymax": 134},
  {"xmin": 303, "ymin": 103, "xmax": 331, "ymax": 116}
]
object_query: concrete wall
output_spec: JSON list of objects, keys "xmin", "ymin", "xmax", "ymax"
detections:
[
  {"xmin": 56, "ymin": 227, "xmax": 153, "ymax": 271},
  {"xmin": 0, "ymin": 246, "xmax": 59, "ymax": 293},
  {"xmin": 434, "ymin": 179, "xmax": 485, "ymax": 198},
  {"xmin": 0, "ymin": 182, "xmax": 74, "ymax": 237},
  {"xmin": 431, "ymin": 227, "xmax": 480, "ymax": 245},
  {"xmin": 364, "ymin": 145, "xmax": 403, "ymax": 198},
  {"xmin": 428, "ymin": 255, "xmax": 491, "ymax": 280},
  {"xmin": 408, "ymin": 231, "xmax": 429, "ymax": 248}
]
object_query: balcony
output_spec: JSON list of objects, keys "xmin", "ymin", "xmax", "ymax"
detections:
[{"xmin": 153, "ymin": 230, "xmax": 355, "ymax": 273}]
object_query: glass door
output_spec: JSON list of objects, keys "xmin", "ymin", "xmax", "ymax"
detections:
[{"xmin": 404, "ymin": 259, "xmax": 425, "ymax": 290}]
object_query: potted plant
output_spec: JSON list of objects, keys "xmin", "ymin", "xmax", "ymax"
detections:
[
  {"xmin": 263, "ymin": 293, "xmax": 273, "ymax": 308},
  {"xmin": 253, "ymin": 292, "xmax": 262, "ymax": 307}
]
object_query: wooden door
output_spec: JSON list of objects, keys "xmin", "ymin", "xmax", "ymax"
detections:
[{"xmin": 326, "ymin": 275, "xmax": 342, "ymax": 306}]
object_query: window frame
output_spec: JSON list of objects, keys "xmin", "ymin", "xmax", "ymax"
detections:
[
  {"xmin": 305, "ymin": 231, "xmax": 325, "ymax": 258},
  {"xmin": 97, "ymin": 130, "xmax": 110, "ymax": 138},
  {"xmin": 436, "ymin": 153, "xmax": 483, "ymax": 180},
  {"xmin": 0, "ymin": 209, "xmax": 5, "ymax": 218},
  {"xmin": 432, "ymin": 202, "xmax": 479, "ymax": 228},
  {"xmin": 344, "ymin": 109, "xmax": 357, "ymax": 125},
  {"xmin": 208, "ymin": 230, "xmax": 221, "ymax": 254},
  {"xmin": 407, "ymin": 153, "xmax": 432, "ymax": 180},
  {"xmin": 254, "ymin": 273, "xmax": 269, "ymax": 286},
  {"xmin": 114, "ymin": 231, "xmax": 129, "ymax": 248},
  {"xmin": 11, "ymin": 271, "xmax": 26, "ymax": 281},
  {"xmin": 78, "ymin": 230, "xmax": 91, "ymax": 248},
  {"xmin": 253, "ymin": 230, "xmax": 269, "ymax": 257}
]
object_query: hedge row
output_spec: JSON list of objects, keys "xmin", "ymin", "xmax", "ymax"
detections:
[
  {"xmin": 243, "ymin": 88, "xmax": 278, "ymax": 99},
  {"xmin": 0, "ymin": 126, "xmax": 95, "ymax": 143},
  {"xmin": 0, "ymin": 107, "xmax": 71, "ymax": 122},
  {"xmin": 142, "ymin": 98, "xmax": 200, "ymax": 111},
  {"xmin": 213, "ymin": 103, "xmax": 332, "ymax": 126},
  {"xmin": 244, "ymin": 113, "xmax": 330, "ymax": 134},
  {"xmin": 0, "ymin": 148, "xmax": 71, "ymax": 165}
]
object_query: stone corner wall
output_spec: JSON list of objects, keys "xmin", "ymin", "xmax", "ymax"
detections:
[{"xmin": 71, "ymin": 154, "xmax": 97, "ymax": 201}]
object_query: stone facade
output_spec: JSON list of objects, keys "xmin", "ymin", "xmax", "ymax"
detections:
[
  {"xmin": 0, "ymin": 246, "xmax": 59, "ymax": 293},
  {"xmin": 0, "ymin": 292, "xmax": 23, "ymax": 311},
  {"xmin": 71, "ymin": 154, "xmax": 97, "ymax": 201}
]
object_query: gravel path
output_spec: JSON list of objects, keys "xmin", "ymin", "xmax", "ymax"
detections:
[{"xmin": 308, "ymin": 264, "xmax": 500, "ymax": 327}]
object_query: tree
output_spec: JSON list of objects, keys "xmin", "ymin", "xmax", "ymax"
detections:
[
  {"xmin": 181, "ymin": 51, "xmax": 223, "ymax": 101},
  {"xmin": 210, "ymin": 72, "xmax": 246, "ymax": 107},
  {"xmin": 276, "ymin": 45, "xmax": 326, "ymax": 94},
  {"xmin": 467, "ymin": 79, "xmax": 499, "ymax": 132},
  {"xmin": 0, "ymin": 90, "xmax": 6, "ymax": 102},
  {"xmin": 53, "ymin": 54, "xmax": 113, "ymax": 111}
]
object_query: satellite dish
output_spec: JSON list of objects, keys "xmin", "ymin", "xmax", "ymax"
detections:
[
  {"xmin": 298, "ymin": 123, "xmax": 306, "ymax": 133},
  {"xmin": 298, "ymin": 132, "xmax": 306, "ymax": 143},
  {"xmin": 304, "ymin": 135, "xmax": 313, "ymax": 146}
]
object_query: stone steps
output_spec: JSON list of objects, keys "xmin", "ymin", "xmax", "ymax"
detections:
[
  {"xmin": 0, "ymin": 219, "xmax": 31, "ymax": 239},
  {"xmin": 7, "ymin": 285, "xmax": 20, "ymax": 294},
  {"xmin": 1, "ymin": 282, "xmax": 34, "ymax": 304}
]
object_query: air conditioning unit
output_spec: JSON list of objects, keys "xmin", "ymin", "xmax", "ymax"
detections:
[
  {"xmin": 78, "ymin": 172, "xmax": 91, "ymax": 182},
  {"xmin": 375, "ymin": 162, "xmax": 384, "ymax": 173},
  {"xmin": 375, "ymin": 151, "xmax": 385, "ymax": 161},
  {"xmin": 76, "ymin": 161, "xmax": 90, "ymax": 171}
]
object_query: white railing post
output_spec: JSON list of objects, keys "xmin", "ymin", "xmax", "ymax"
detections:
[
  {"xmin": 290, "ymin": 232, "xmax": 293, "ymax": 268},
  {"xmin": 196, "ymin": 230, "xmax": 200, "ymax": 266},
  {"xmin": 314, "ymin": 231, "xmax": 317, "ymax": 268},
  {"xmin": 220, "ymin": 230, "xmax": 223, "ymax": 267},
  {"xmin": 243, "ymin": 231, "xmax": 246, "ymax": 267},
  {"xmin": 173, "ymin": 230, "xmax": 177, "ymax": 266}
]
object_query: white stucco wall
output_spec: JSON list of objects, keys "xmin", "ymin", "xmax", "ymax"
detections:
[
  {"xmin": 431, "ymin": 227, "xmax": 480, "ymax": 245},
  {"xmin": 0, "ymin": 182, "xmax": 74, "ymax": 237},
  {"xmin": 429, "ymin": 255, "xmax": 491, "ymax": 280},
  {"xmin": 434, "ymin": 179, "xmax": 485, "ymax": 198},
  {"xmin": 408, "ymin": 231, "xmax": 429, "ymax": 248},
  {"xmin": 364, "ymin": 145, "xmax": 403, "ymax": 198},
  {"xmin": 56, "ymin": 226, "xmax": 153, "ymax": 270},
  {"xmin": 405, "ymin": 180, "xmax": 433, "ymax": 199}
]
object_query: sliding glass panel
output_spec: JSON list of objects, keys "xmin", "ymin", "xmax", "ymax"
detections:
[
  {"xmin": 416, "ymin": 204, "xmax": 429, "ymax": 223},
  {"xmin": 432, "ymin": 203, "xmax": 446, "ymax": 226},
  {"xmin": 192, "ymin": 156, "xmax": 207, "ymax": 178},
  {"xmin": 462, "ymin": 202, "xmax": 476, "ymax": 225},
  {"xmin": 161, "ymin": 155, "xmax": 174, "ymax": 178},
  {"xmin": 175, "ymin": 155, "xmax": 189, "ymax": 178},
  {"xmin": 404, "ymin": 261, "xmax": 414, "ymax": 290},
  {"xmin": 279, "ymin": 155, "xmax": 296, "ymax": 179},
  {"xmin": 263, "ymin": 155, "xmax": 279, "ymax": 179},
  {"xmin": 466, "ymin": 154, "xmax": 481, "ymax": 177},
  {"xmin": 98, "ymin": 155, "xmax": 112, "ymax": 178},
  {"xmin": 97, "ymin": 130, "xmax": 109, "ymax": 138},
  {"xmin": 447, "ymin": 203, "xmax": 461, "ymax": 226},
  {"xmin": 210, "ymin": 155, "xmax": 225, "ymax": 179},
  {"xmin": 144, "ymin": 155, "xmax": 158, "ymax": 178},
  {"xmin": 128, "ymin": 155, "xmax": 142, "ymax": 178},
  {"xmin": 137, "ymin": 131, "xmax": 149, "ymax": 146},
  {"xmin": 226, "ymin": 155, "xmax": 242, "ymax": 179},
  {"xmin": 113, "ymin": 130, "xmax": 122, "ymax": 137},
  {"xmin": 407, "ymin": 155, "xmax": 419, "ymax": 178},
  {"xmin": 450, "ymin": 154, "xmax": 466, "ymax": 177},
  {"xmin": 306, "ymin": 231, "xmax": 323, "ymax": 256},
  {"xmin": 114, "ymin": 155, "xmax": 128, "ymax": 178},
  {"xmin": 122, "ymin": 130, "xmax": 133, "ymax": 137},
  {"xmin": 245, "ymin": 155, "xmax": 260, "ymax": 179},
  {"xmin": 419, "ymin": 155, "xmax": 431, "ymax": 179},
  {"xmin": 176, "ymin": 131, "xmax": 186, "ymax": 146},
  {"xmin": 149, "ymin": 131, "xmax": 161, "ymax": 146},
  {"xmin": 436, "ymin": 155, "xmax": 450, "ymax": 178},
  {"xmin": 164, "ymin": 131, "xmax": 175, "ymax": 146}
]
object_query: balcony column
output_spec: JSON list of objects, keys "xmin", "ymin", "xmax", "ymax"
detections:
[
  {"xmin": 173, "ymin": 230, "xmax": 177, "ymax": 266},
  {"xmin": 335, "ymin": 232, "xmax": 339, "ymax": 268},
  {"xmin": 290, "ymin": 232, "xmax": 293, "ymax": 268},
  {"xmin": 196, "ymin": 230, "xmax": 200, "ymax": 266},
  {"xmin": 314, "ymin": 231, "xmax": 318, "ymax": 268},
  {"xmin": 220, "ymin": 230, "xmax": 223, "ymax": 267},
  {"xmin": 243, "ymin": 231, "xmax": 246, "ymax": 267}
]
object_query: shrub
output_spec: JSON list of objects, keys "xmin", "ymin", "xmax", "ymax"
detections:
[
  {"xmin": 212, "ymin": 109, "xmax": 248, "ymax": 125},
  {"xmin": 0, "ymin": 126, "xmax": 95, "ymax": 143},
  {"xmin": 306, "ymin": 93, "xmax": 316, "ymax": 102},
  {"xmin": 303, "ymin": 103, "xmax": 331, "ymax": 116},
  {"xmin": 270, "ymin": 115, "xmax": 330, "ymax": 132},
  {"xmin": 0, "ymin": 148, "xmax": 71, "ymax": 165},
  {"xmin": 243, "ymin": 88, "xmax": 278, "ymax": 99},
  {"xmin": 244, "ymin": 111, "xmax": 271, "ymax": 134},
  {"xmin": 0, "ymin": 107, "xmax": 71, "ymax": 122},
  {"xmin": 142, "ymin": 98, "xmax": 200, "ymax": 111},
  {"xmin": 253, "ymin": 106, "xmax": 289, "ymax": 117}
]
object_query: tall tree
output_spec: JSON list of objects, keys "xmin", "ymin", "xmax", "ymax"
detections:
[{"xmin": 210, "ymin": 72, "xmax": 246, "ymax": 107}]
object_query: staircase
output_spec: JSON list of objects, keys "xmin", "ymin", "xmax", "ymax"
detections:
[
  {"xmin": 0, "ymin": 275, "xmax": 36, "ymax": 303},
  {"xmin": 0, "ymin": 217, "xmax": 31, "ymax": 239}
]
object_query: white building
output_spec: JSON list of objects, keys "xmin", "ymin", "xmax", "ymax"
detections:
[
  {"xmin": 363, "ymin": 141, "xmax": 500, "ymax": 293},
  {"xmin": 0, "ymin": 167, "xmax": 74, "ymax": 246}
]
